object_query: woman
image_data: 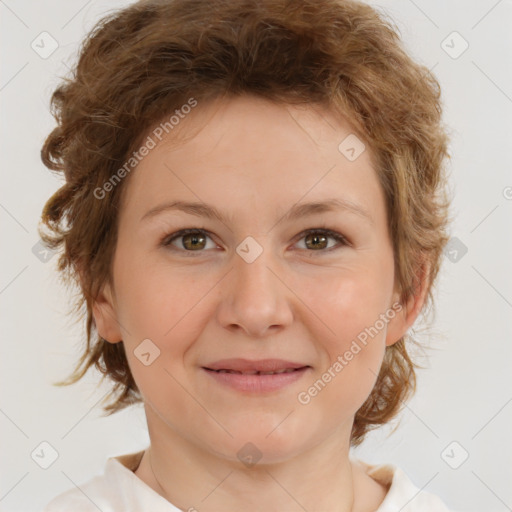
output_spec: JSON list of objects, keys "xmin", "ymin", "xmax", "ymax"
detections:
[{"xmin": 40, "ymin": 0, "xmax": 452, "ymax": 509}]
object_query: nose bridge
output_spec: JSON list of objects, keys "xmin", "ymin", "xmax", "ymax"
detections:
[
  {"xmin": 236, "ymin": 245, "xmax": 276, "ymax": 300},
  {"xmin": 218, "ymin": 240, "xmax": 293, "ymax": 337}
]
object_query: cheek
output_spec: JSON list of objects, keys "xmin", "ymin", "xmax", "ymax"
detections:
[
  {"xmin": 114, "ymin": 245, "xmax": 205, "ymax": 333},
  {"xmin": 301, "ymin": 259, "xmax": 394, "ymax": 345},
  {"xmin": 295, "ymin": 265, "xmax": 392, "ymax": 409},
  {"xmin": 116, "ymin": 268, "xmax": 211, "ymax": 411},
  {"xmin": 114, "ymin": 261, "xmax": 215, "ymax": 373}
]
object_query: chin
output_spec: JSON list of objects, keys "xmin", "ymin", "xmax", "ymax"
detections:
[{"xmin": 204, "ymin": 422, "xmax": 311, "ymax": 465}]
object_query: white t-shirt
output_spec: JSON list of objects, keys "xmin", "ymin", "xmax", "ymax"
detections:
[{"xmin": 43, "ymin": 450, "xmax": 453, "ymax": 512}]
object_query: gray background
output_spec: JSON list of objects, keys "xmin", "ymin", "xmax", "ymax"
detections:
[{"xmin": 1, "ymin": 1, "xmax": 511, "ymax": 511}]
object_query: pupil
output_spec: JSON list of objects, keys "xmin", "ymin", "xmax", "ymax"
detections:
[
  {"xmin": 308, "ymin": 233, "xmax": 326, "ymax": 249},
  {"xmin": 185, "ymin": 233, "xmax": 205, "ymax": 249}
]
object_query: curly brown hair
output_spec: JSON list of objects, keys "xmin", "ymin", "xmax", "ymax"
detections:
[{"xmin": 39, "ymin": 0, "xmax": 451, "ymax": 447}]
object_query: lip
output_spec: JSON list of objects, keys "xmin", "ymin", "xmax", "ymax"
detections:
[
  {"xmin": 203, "ymin": 358, "xmax": 309, "ymax": 373},
  {"xmin": 202, "ymin": 358, "xmax": 311, "ymax": 393}
]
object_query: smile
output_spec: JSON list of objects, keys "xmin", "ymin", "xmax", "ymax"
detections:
[
  {"xmin": 208, "ymin": 368, "xmax": 301, "ymax": 375},
  {"xmin": 202, "ymin": 366, "xmax": 310, "ymax": 393}
]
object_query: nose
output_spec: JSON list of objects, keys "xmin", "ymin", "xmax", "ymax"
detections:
[{"xmin": 216, "ymin": 246, "xmax": 294, "ymax": 338}]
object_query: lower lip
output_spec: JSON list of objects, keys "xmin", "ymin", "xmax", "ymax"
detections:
[{"xmin": 202, "ymin": 367, "xmax": 310, "ymax": 393}]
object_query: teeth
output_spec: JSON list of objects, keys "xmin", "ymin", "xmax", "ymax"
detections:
[{"xmin": 215, "ymin": 368, "xmax": 298, "ymax": 375}]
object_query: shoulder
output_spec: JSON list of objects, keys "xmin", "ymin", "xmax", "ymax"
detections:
[
  {"xmin": 42, "ymin": 471, "xmax": 115, "ymax": 512},
  {"xmin": 42, "ymin": 451, "xmax": 177, "ymax": 512},
  {"xmin": 43, "ymin": 485, "xmax": 102, "ymax": 512},
  {"xmin": 356, "ymin": 460, "xmax": 454, "ymax": 512}
]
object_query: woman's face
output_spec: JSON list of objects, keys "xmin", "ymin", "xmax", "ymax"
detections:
[{"xmin": 94, "ymin": 95, "xmax": 412, "ymax": 463}]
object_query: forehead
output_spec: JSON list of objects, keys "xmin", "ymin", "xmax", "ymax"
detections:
[
  {"xmin": 155, "ymin": 95, "xmax": 368, "ymax": 162},
  {"xmin": 119, "ymin": 95, "xmax": 385, "ymax": 228}
]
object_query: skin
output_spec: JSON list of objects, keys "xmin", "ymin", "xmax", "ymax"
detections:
[{"xmin": 92, "ymin": 94, "xmax": 428, "ymax": 512}]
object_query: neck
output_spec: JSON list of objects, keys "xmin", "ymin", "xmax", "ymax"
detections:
[{"xmin": 136, "ymin": 406, "xmax": 359, "ymax": 512}]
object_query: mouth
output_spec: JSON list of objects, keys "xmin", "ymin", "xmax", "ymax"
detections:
[
  {"xmin": 202, "ymin": 358, "xmax": 310, "ymax": 373},
  {"xmin": 203, "ymin": 367, "xmax": 306, "ymax": 375},
  {"xmin": 201, "ymin": 359, "xmax": 311, "ymax": 393}
]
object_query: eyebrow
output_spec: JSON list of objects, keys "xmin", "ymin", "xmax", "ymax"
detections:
[{"xmin": 140, "ymin": 198, "xmax": 374, "ymax": 225}]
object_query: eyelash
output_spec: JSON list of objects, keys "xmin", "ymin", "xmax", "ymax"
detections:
[{"xmin": 161, "ymin": 227, "xmax": 350, "ymax": 256}]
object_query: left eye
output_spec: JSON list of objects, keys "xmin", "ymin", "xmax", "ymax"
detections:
[
  {"xmin": 162, "ymin": 228, "xmax": 349, "ymax": 255},
  {"xmin": 295, "ymin": 228, "xmax": 349, "ymax": 253}
]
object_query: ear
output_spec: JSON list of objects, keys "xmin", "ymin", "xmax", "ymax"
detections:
[
  {"xmin": 91, "ymin": 281, "xmax": 123, "ymax": 344},
  {"xmin": 76, "ymin": 262, "xmax": 123, "ymax": 344},
  {"xmin": 385, "ymin": 258, "xmax": 431, "ymax": 347},
  {"xmin": 76, "ymin": 260, "xmax": 123, "ymax": 344}
]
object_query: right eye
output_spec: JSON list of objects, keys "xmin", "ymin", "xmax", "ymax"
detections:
[{"xmin": 161, "ymin": 228, "xmax": 218, "ymax": 255}]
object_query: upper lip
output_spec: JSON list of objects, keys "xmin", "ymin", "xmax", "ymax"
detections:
[{"xmin": 203, "ymin": 358, "xmax": 310, "ymax": 372}]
